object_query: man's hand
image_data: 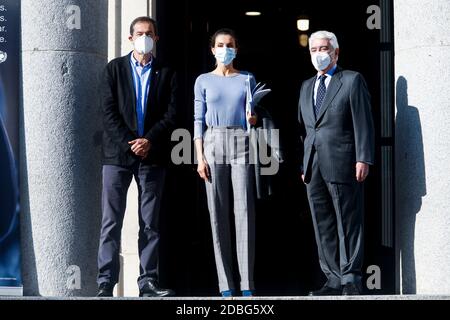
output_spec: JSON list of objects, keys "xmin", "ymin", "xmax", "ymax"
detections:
[
  {"xmin": 356, "ymin": 162, "xmax": 369, "ymax": 182},
  {"xmin": 301, "ymin": 174, "xmax": 305, "ymax": 184},
  {"xmin": 247, "ymin": 111, "xmax": 258, "ymax": 126},
  {"xmin": 197, "ymin": 158, "xmax": 210, "ymax": 182},
  {"xmin": 128, "ymin": 138, "xmax": 151, "ymax": 159}
]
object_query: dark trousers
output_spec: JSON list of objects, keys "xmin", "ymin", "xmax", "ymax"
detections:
[
  {"xmin": 306, "ymin": 151, "xmax": 364, "ymax": 289},
  {"xmin": 97, "ymin": 163, "xmax": 166, "ymax": 289}
]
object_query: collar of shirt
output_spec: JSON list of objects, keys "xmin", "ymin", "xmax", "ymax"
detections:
[
  {"xmin": 130, "ymin": 52, "xmax": 153, "ymax": 70},
  {"xmin": 316, "ymin": 64, "xmax": 338, "ymax": 81}
]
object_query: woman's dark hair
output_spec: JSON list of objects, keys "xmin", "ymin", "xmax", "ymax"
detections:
[{"xmin": 210, "ymin": 28, "xmax": 239, "ymax": 48}]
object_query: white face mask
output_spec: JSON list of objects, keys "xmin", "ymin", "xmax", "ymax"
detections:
[
  {"xmin": 214, "ymin": 47, "xmax": 236, "ymax": 66},
  {"xmin": 134, "ymin": 35, "xmax": 154, "ymax": 55},
  {"xmin": 311, "ymin": 52, "xmax": 332, "ymax": 71}
]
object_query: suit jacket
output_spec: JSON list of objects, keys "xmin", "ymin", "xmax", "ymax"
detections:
[
  {"xmin": 298, "ymin": 66, "xmax": 375, "ymax": 184},
  {"xmin": 101, "ymin": 52, "xmax": 178, "ymax": 166}
]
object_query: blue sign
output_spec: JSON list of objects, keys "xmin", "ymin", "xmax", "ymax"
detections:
[{"xmin": 0, "ymin": 0, "xmax": 22, "ymax": 296}]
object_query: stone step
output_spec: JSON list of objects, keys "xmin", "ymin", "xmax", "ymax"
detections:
[{"xmin": 1, "ymin": 295, "xmax": 450, "ymax": 300}]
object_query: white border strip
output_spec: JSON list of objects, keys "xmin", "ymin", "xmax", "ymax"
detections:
[{"xmin": 0, "ymin": 286, "xmax": 23, "ymax": 296}]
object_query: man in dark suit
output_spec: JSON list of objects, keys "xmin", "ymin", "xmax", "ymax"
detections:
[
  {"xmin": 97, "ymin": 16, "xmax": 177, "ymax": 297},
  {"xmin": 298, "ymin": 31, "xmax": 375, "ymax": 296}
]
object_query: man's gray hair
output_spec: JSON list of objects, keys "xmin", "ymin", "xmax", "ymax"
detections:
[{"xmin": 309, "ymin": 30, "xmax": 339, "ymax": 49}]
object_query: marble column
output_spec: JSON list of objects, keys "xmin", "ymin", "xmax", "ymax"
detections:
[{"xmin": 20, "ymin": 0, "xmax": 108, "ymax": 296}]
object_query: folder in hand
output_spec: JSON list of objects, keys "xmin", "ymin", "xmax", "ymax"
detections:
[{"xmin": 245, "ymin": 74, "xmax": 271, "ymax": 132}]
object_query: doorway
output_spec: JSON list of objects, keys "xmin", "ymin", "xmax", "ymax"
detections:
[{"xmin": 156, "ymin": 0, "xmax": 395, "ymax": 296}]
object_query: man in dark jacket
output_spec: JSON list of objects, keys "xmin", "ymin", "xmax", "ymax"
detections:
[
  {"xmin": 97, "ymin": 16, "xmax": 177, "ymax": 297},
  {"xmin": 298, "ymin": 30, "xmax": 375, "ymax": 296}
]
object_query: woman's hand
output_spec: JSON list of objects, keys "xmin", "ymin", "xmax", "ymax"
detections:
[
  {"xmin": 197, "ymin": 158, "xmax": 210, "ymax": 182},
  {"xmin": 247, "ymin": 111, "xmax": 258, "ymax": 126}
]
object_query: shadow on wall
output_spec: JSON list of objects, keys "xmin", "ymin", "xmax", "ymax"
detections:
[{"xmin": 395, "ymin": 76, "xmax": 426, "ymax": 294}]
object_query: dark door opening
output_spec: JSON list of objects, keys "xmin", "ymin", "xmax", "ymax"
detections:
[{"xmin": 157, "ymin": 0, "xmax": 395, "ymax": 296}]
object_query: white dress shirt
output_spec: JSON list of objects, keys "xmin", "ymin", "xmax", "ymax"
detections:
[{"xmin": 313, "ymin": 64, "xmax": 338, "ymax": 106}]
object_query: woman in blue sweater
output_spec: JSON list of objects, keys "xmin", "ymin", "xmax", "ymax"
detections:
[{"xmin": 194, "ymin": 28, "xmax": 257, "ymax": 297}]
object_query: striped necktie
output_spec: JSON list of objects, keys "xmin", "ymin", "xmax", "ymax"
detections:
[{"xmin": 315, "ymin": 75, "xmax": 327, "ymax": 117}]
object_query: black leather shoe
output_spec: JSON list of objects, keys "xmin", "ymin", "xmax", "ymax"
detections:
[
  {"xmin": 97, "ymin": 282, "xmax": 114, "ymax": 297},
  {"xmin": 139, "ymin": 280, "xmax": 175, "ymax": 297},
  {"xmin": 342, "ymin": 283, "xmax": 362, "ymax": 296},
  {"xmin": 308, "ymin": 285, "xmax": 342, "ymax": 296}
]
